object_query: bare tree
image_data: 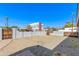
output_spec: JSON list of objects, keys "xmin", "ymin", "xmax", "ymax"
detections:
[{"xmin": 27, "ymin": 25, "xmax": 32, "ymax": 31}]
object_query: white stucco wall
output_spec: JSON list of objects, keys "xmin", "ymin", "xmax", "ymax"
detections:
[
  {"xmin": 51, "ymin": 31, "xmax": 64, "ymax": 36},
  {"xmin": 12, "ymin": 28, "xmax": 46, "ymax": 39},
  {"xmin": 0, "ymin": 28, "xmax": 2, "ymax": 40},
  {"xmin": 58, "ymin": 27, "xmax": 77, "ymax": 32},
  {"xmin": 12, "ymin": 28, "xmax": 17, "ymax": 39},
  {"xmin": 29, "ymin": 22, "xmax": 44, "ymax": 31}
]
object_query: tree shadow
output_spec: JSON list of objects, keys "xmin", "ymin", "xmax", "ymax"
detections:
[
  {"xmin": 52, "ymin": 36, "xmax": 79, "ymax": 56},
  {"xmin": 10, "ymin": 36, "xmax": 79, "ymax": 56},
  {"xmin": 10, "ymin": 45, "xmax": 53, "ymax": 56}
]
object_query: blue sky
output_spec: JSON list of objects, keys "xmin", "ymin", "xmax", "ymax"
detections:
[{"xmin": 0, "ymin": 3, "xmax": 78, "ymax": 28}]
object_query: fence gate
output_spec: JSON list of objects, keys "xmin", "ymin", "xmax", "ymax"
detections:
[{"xmin": 2, "ymin": 29, "xmax": 12, "ymax": 40}]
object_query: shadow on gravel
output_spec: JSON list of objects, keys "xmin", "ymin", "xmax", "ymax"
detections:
[
  {"xmin": 52, "ymin": 37, "xmax": 79, "ymax": 56},
  {"xmin": 10, "ymin": 45, "xmax": 53, "ymax": 56},
  {"xmin": 10, "ymin": 37, "xmax": 79, "ymax": 56}
]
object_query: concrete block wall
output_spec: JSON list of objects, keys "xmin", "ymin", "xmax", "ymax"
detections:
[
  {"xmin": 23, "ymin": 32, "xmax": 32, "ymax": 37},
  {"xmin": 0, "ymin": 28, "xmax": 64, "ymax": 40},
  {"xmin": 51, "ymin": 31, "xmax": 64, "ymax": 36},
  {"xmin": 12, "ymin": 28, "xmax": 17, "ymax": 39},
  {"xmin": 1, "ymin": 28, "xmax": 79, "ymax": 40},
  {"xmin": 12, "ymin": 28, "xmax": 46, "ymax": 39},
  {"xmin": 0, "ymin": 28, "xmax": 2, "ymax": 40}
]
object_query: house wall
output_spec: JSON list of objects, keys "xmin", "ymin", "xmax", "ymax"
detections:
[
  {"xmin": 58, "ymin": 27, "xmax": 77, "ymax": 32},
  {"xmin": 64, "ymin": 27, "xmax": 77, "ymax": 32},
  {"xmin": 29, "ymin": 22, "xmax": 44, "ymax": 31}
]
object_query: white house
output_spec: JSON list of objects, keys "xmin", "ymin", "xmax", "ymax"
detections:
[
  {"xmin": 51, "ymin": 27, "xmax": 78, "ymax": 36},
  {"xmin": 58, "ymin": 27, "xmax": 77, "ymax": 32},
  {"xmin": 29, "ymin": 22, "xmax": 44, "ymax": 31}
]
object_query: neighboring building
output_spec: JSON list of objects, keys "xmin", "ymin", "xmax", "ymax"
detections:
[
  {"xmin": 29, "ymin": 22, "xmax": 44, "ymax": 31},
  {"xmin": 58, "ymin": 27, "xmax": 77, "ymax": 36},
  {"xmin": 58, "ymin": 27, "xmax": 77, "ymax": 32}
]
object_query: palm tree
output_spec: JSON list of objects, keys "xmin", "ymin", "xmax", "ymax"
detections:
[{"xmin": 64, "ymin": 22, "xmax": 73, "ymax": 28}]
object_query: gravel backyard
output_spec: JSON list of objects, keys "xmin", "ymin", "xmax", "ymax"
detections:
[{"xmin": 0, "ymin": 36, "xmax": 79, "ymax": 56}]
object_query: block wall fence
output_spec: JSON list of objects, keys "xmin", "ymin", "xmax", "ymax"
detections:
[
  {"xmin": 0, "ymin": 28, "xmax": 79, "ymax": 40},
  {"xmin": 0, "ymin": 28, "xmax": 46, "ymax": 40}
]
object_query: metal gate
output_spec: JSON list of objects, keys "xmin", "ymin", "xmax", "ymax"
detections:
[{"xmin": 2, "ymin": 29, "xmax": 12, "ymax": 40}]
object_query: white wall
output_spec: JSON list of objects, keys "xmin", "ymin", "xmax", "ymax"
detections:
[
  {"xmin": 29, "ymin": 22, "xmax": 44, "ymax": 31},
  {"xmin": 12, "ymin": 28, "xmax": 17, "ymax": 39},
  {"xmin": 51, "ymin": 31, "xmax": 64, "ymax": 36},
  {"xmin": 58, "ymin": 27, "xmax": 77, "ymax": 32},
  {"xmin": 0, "ymin": 28, "xmax": 2, "ymax": 40},
  {"xmin": 0, "ymin": 28, "xmax": 46, "ymax": 40},
  {"xmin": 0, "ymin": 27, "xmax": 79, "ymax": 40},
  {"xmin": 64, "ymin": 27, "xmax": 77, "ymax": 32},
  {"xmin": 12, "ymin": 29, "xmax": 46, "ymax": 39}
]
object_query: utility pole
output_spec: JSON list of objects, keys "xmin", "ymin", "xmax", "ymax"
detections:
[
  {"xmin": 5, "ymin": 16, "xmax": 9, "ymax": 28},
  {"xmin": 72, "ymin": 13, "xmax": 74, "ymax": 33},
  {"xmin": 72, "ymin": 14, "xmax": 74, "ymax": 34},
  {"xmin": 77, "ymin": 3, "xmax": 79, "ymax": 37}
]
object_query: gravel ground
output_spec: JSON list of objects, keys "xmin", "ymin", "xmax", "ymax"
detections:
[
  {"xmin": 10, "ymin": 45, "xmax": 53, "ymax": 56},
  {"xmin": 52, "ymin": 37, "xmax": 79, "ymax": 56},
  {"xmin": 0, "ymin": 36, "xmax": 79, "ymax": 56}
]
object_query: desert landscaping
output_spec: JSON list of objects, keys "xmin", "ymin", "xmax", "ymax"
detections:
[
  {"xmin": 0, "ymin": 3, "xmax": 79, "ymax": 56},
  {"xmin": 0, "ymin": 35, "xmax": 79, "ymax": 56}
]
